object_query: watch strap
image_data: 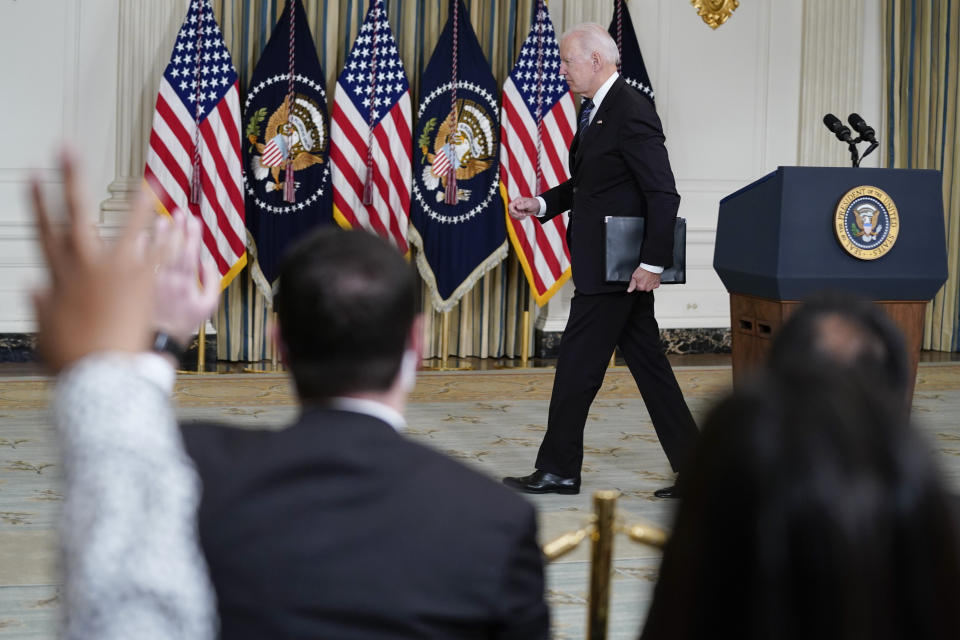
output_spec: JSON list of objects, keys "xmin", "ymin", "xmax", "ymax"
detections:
[{"xmin": 151, "ymin": 332, "xmax": 186, "ymax": 361}]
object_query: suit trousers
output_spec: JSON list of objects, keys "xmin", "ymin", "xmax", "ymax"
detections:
[{"xmin": 535, "ymin": 289, "xmax": 699, "ymax": 478}]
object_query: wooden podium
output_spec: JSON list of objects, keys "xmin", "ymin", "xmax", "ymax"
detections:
[
  {"xmin": 729, "ymin": 294, "xmax": 926, "ymax": 398},
  {"xmin": 715, "ymin": 167, "xmax": 948, "ymax": 401}
]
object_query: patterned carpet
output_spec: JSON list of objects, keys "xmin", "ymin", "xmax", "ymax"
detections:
[{"xmin": 2, "ymin": 363, "xmax": 960, "ymax": 638}]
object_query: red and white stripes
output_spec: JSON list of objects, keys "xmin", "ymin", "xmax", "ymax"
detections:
[
  {"xmin": 501, "ymin": 79, "xmax": 576, "ymax": 304},
  {"xmin": 330, "ymin": 87, "xmax": 412, "ymax": 254},
  {"xmin": 145, "ymin": 77, "xmax": 247, "ymax": 286}
]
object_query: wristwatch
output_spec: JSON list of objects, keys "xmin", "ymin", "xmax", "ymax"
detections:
[{"xmin": 152, "ymin": 331, "xmax": 186, "ymax": 362}]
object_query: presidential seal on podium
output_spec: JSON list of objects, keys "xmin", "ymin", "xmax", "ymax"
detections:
[{"xmin": 834, "ymin": 186, "xmax": 900, "ymax": 260}]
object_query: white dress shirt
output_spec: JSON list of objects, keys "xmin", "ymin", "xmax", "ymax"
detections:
[{"xmin": 328, "ymin": 396, "xmax": 407, "ymax": 432}]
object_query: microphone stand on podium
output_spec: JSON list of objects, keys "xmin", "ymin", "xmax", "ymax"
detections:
[{"xmin": 822, "ymin": 112, "xmax": 880, "ymax": 168}]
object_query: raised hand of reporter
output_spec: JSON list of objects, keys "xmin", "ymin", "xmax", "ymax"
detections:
[
  {"xmin": 152, "ymin": 209, "xmax": 221, "ymax": 348},
  {"xmin": 30, "ymin": 150, "xmax": 166, "ymax": 373}
]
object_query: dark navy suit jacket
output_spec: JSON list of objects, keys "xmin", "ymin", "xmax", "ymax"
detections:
[
  {"xmin": 182, "ymin": 407, "xmax": 549, "ymax": 639},
  {"xmin": 540, "ymin": 75, "xmax": 680, "ymax": 294}
]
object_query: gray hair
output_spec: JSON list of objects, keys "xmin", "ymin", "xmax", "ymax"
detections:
[{"xmin": 560, "ymin": 23, "xmax": 620, "ymax": 66}]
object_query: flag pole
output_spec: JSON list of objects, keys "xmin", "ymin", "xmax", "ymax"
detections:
[
  {"xmin": 520, "ymin": 0, "xmax": 544, "ymax": 370},
  {"xmin": 270, "ymin": 310, "xmax": 279, "ymax": 370},
  {"xmin": 520, "ymin": 281, "xmax": 531, "ymax": 367},
  {"xmin": 197, "ymin": 322, "xmax": 206, "ymax": 374},
  {"xmin": 520, "ymin": 308, "xmax": 530, "ymax": 368},
  {"xmin": 440, "ymin": 310, "xmax": 450, "ymax": 369},
  {"xmin": 422, "ymin": 308, "xmax": 471, "ymax": 371},
  {"xmin": 242, "ymin": 308, "xmax": 281, "ymax": 374}
]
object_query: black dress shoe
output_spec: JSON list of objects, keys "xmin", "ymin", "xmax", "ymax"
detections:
[
  {"xmin": 502, "ymin": 470, "xmax": 581, "ymax": 495},
  {"xmin": 653, "ymin": 484, "xmax": 680, "ymax": 499}
]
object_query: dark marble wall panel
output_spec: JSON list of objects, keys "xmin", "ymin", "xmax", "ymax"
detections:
[
  {"xmin": 0, "ymin": 334, "xmax": 37, "ymax": 363},
  {"xmin": 0, "ymin": 333, "xmax": 218, "ymax": 367},
  {"xmin": 6, "ymin": 330, "xmax": 730, "ymax": 364},
  {"xmin": 536, "ymin": 328, "xmax": 731, "ymax": 358}
]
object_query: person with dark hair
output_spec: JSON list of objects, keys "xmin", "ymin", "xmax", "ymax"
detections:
[
  {"xmin": 768, "ymin": 291, "xmax": 911, "ymax": 405},
  {"xmin": 181, "ymin": 228, "xmax": 550, "ymax": 639},
  {"xmin": 274, "ymin": 228, "xmax": 420, "ymax": 400},
  {"xmin": 640, "ymin": 365, "xmax": 960, "ymax": 640}
]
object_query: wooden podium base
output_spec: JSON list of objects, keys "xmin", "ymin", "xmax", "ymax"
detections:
[{"xmin": 729, "ymin": 293, "xmax": 926, "ymax": 400}]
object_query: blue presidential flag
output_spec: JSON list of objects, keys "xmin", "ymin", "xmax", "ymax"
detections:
[
  {"xmin": 410, "ymin": 0, "xmax": 506, "ymax": 312},
  {"xmin": 244, "ymin": 0, "xmax": 331, "ymax": 301},
  {"xmin": 609, "ymin": 0, "xmax": 655, "ymax": 103}
]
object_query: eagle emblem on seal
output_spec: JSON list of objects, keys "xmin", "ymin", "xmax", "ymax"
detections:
[
  {"xmin": 246, "ymin": 94, "xmax": 327, "ymax": 194},
  {"xmin": 418, "ymin": 98, "xmax": 496, "ymax": 203},
  {"xmin": 833, "ymin": 186, "xmax": 899, "ymax": 260},
  {"xmin": 850, "ymin": 202, "xmax": 883, "ymax": 242}
]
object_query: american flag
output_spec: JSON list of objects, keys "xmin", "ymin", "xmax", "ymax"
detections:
[
  {"xmin": 331, "ymin": 0, "xmax": 411, "ymax": 254},
  {"xmin": 144, "ymin": 0, "xmax": 246, "ymax": 288},
  {"xmin": 500, "ymin": 0, "xmax": 575, "ymax": 305}
]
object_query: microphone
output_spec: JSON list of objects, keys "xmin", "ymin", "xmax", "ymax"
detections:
[
  {"xmin": 848, "ymin": 113, "xmax": 877, "ymax": 143},
  {"xmin": 823, "ymin": 113, "xmax": 854, "ymax": 143}
]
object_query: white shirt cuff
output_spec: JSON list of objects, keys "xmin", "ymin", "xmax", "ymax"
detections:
[
  {"xmin": 535, "ymin": 196, "xmax": 547, "ymax": 217},
  {"xmin": 640, "ymin": 263, "xmax": 664, "ymax": 274}
]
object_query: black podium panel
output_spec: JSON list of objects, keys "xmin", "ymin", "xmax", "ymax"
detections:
[{"xmin": 714, "ymin": 166, "xmax": 948, "ymax": 301}]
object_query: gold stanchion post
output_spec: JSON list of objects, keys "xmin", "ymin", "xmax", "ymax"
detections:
[
  {"xmin": 539, "ymin": 491, "xmax": 669, "ymax": 636},
  {"xmin": 587, "ymin": 490, "xmax": 619, "ymax": 640}
]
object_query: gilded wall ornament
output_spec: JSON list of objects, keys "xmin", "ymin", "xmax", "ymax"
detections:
[{"xmin": 691, "ymin": 0, "xmax": 739, "ymax": 30}]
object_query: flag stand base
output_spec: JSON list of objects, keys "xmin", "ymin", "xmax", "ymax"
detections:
[
  {"xmin": 421, "ymin": 311, "xmax": 473, "ymax": 371},
  {"xmin": 177, "ymin": 323, "xmax": 214, "ymax": 375}
]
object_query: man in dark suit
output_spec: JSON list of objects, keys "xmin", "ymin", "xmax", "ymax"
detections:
[
  {"xmin": 182, "ymin": 229, "xmax": 549, "ymax": 639},
  {"xmin": 502, "ymin": 23, "xmax": 698, "ymax": 499}
]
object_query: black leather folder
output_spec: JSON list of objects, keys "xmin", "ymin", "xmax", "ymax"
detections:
[{"xmin": 603, "ymin": 216, "xmax": 686, "ymax": 285}]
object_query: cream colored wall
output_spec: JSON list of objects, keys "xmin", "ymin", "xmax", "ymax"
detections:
[
  {"xmin": 0, "ymin": 0, "xmax": 883, "ymax": 334},
  {"xmin": 0, "ymin": 0, "xmax": 119, "ymax": 333},
  {"xmin": 644, "ymin": 0, "xmax": 805, "ymax": 328},
  {"xmin": 541, "ymin": 0, "xmax": 883, "ymax": 331}
]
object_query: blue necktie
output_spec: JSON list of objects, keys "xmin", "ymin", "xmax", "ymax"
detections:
[{"xmin": 578, "ymin": 98, "xmax": 594, "ymax": 137}]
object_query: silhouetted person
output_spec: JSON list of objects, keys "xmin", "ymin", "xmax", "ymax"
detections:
[
  {"xmin": 640, "ymin": 365, "xmax": 960, "ymax": 640},
  {"xmin": 182, "ymin": 228, "xmax": 549, "ymax": 639},
  {"xmin": 768, "ymin": 291, "xmax": 910, "ymax": 410}
]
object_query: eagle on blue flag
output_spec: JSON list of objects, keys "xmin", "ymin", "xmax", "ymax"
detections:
[
  {"xmin": 609, "ymin": 0, "xmax": 655, "ymax": 103},
  {"xmin": 409, "ymin": 0, "xmax": 506, "ymax": 312},
  {"xmin": 243, "ymin": 0, "xmax": 332, "ymax": 301}
]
